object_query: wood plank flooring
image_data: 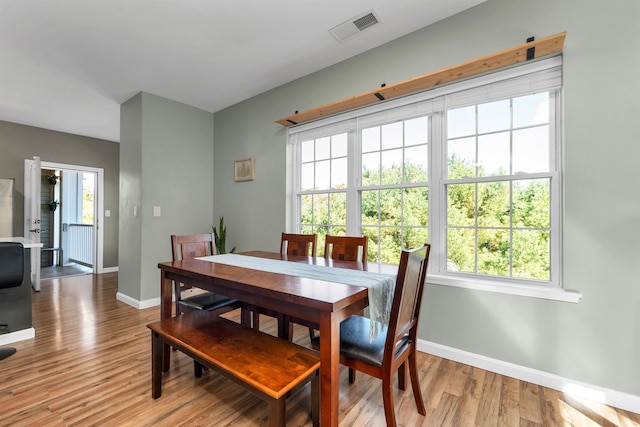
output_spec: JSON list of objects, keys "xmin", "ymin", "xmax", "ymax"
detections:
[{"xmin": 1, "ymin": 273, "xmax": 638, "ymax": 426}]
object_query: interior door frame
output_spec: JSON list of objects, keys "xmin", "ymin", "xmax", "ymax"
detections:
[{"xmin": 25, "ymin": 159, "xmax": 105, "ymax": 275}]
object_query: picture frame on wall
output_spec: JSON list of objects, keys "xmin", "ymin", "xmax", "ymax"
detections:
[{"xmin": 234, "ymin": 158, "xmax": 254, "ymax": 182}]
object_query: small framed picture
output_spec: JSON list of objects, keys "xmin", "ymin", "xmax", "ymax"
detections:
[{"xmin": 234, "ymin": 158, "xmax": 254, "ymax": 182}]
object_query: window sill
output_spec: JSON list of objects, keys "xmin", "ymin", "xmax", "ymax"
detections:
[{"xmin": 427, "ymin": 274, "xmax": 582, "ymax": 303}]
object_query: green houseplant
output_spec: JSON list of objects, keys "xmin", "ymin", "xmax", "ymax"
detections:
[
  {"xmin": 212, "ymin": 217, "xmax": 235, "ymax": 254},
  {"xmin": 46, "ymin": 174, "xmax": 58, "ymax": 185}
]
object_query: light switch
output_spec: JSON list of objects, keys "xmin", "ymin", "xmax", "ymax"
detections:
[
  {"xmin": 105, "ymin": 209, "xmax": 111, "ymax": 217},
  {"xmin": 133, "ymin": 206, "xmax": 138, "ymax": 217},
  {"xmin": 153, "ymin": 206, "xmax": 161, "ymax": 217}
]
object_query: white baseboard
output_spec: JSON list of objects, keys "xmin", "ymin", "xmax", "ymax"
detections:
[
  {"xmin": 100, "ymin": 266, "xmax": 118, "ymax": 274},
  {"xmin": 0, "ymin": 328, "xmax": 36, "ymax": 345},
  {"xmin": 116, "ymin": 292, "xmax": 161, "ymax": 310},
  {"xmin": 418, "ymin": 339, "xmax": 640, "ymax": 415}
]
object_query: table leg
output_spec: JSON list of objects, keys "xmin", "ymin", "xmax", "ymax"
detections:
[
  {"xmin": 160, "ymin": 271, "xmax": 172, "ymax": 372},
  {"xmin": 319, "ymin": 312, "xmax": 340, "ymax": 427}
]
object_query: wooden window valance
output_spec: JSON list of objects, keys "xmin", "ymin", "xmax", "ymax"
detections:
[{"xmin": 276, "ymin": 32, "xmax": 566, "ymax": 127}]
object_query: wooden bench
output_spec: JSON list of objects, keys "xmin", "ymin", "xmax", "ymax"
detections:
[{"xmin": 147, "ymin": 311, "xmax": 320, "ymax": 427}]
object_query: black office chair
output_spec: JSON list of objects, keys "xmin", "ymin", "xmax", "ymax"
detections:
[{"xmin": 0, "ymin": 242, "xmax": 24, "ymax": 360}]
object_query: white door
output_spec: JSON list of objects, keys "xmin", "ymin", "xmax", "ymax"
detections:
[{"xmin": 24, "ymin": 156, "xmax": 42, "ymax": 291}]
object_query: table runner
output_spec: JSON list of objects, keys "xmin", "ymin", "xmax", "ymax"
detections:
[{"xmin": 196, "ymin": 253, "xmax": 396, "ymax": 339}]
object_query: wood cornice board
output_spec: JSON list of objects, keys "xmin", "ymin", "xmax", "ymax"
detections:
[{"xmin": 276, "ymin": 32, "xmax": 566, "ymax": 127}]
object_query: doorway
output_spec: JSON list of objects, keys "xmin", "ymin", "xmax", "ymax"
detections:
[{"xmin": 25, "ymin": 159, "xmax": 104, "ymax": 283}]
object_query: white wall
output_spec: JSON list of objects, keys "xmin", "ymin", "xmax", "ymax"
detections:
[{"xmin": 212, "ymin": 0, "xmax": 640, "ymax": 399}]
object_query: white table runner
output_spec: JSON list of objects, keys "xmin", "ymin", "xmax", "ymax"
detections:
[{"xmin": 197, "ymin": 253, "xmax": 396, "ymax": 339}]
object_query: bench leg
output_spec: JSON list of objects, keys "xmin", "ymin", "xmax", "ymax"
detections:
[
  {"xmin": 311, "ymin": 372, "xmax": 320, "ymax": 427},
  {"xmin": 268, "ymin": 398, "xmax": 286, "ymax": 427},
  {"xmin": 151, "ymin": 331, "xmax": 163, "ymax": 399}
]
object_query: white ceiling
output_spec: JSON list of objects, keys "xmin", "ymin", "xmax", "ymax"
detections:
[{"xmin": 0, "ymin": 0, "xmax": 484, "ymax": 142}]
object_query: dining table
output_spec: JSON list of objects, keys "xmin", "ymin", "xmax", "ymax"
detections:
[{"xmin": 158, "ymin": 250, "xmax": 396, "ymax": 427}]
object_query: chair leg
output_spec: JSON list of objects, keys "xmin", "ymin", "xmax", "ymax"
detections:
[
  {"xmin": 194, "ymin": 360, "xmax": 203, "ymax": 378},
  {"xmin": 398, "ymin": 361, "xmax": 407, "ymax": 390},
  {"xmin": 252, "ymin": 311, "xmax": 261, "ymax": 330},
  {"xmin": 311, "ymin": 372, "xmax": 320, "ymax": 427},
  {"xmin": 408, "ymin": 352, "xmax": 426, "ymax": 415},
  {"xmin": 381, "ymin": 375, "xmax": 397, "ymax": 427},
  {"xmin": 348, "ymin": 367, "xmax": 356, "ymax": 384}
]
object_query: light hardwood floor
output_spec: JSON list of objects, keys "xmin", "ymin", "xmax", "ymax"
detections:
[{"xmin": 1, "ymin": 273, "xmax": 638, "ymax": 426}]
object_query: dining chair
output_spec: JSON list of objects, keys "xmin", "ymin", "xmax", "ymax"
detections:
[
  {"xmin": 312, "ymin": 244, "xmax": 431, "ymax": 427},
  {"xmin": 0, "ymin": 242, "xmax": 24, "ymax": 361},
  {"xmin": 171, "ymin": 234, "xmax": 242, "ymax": 316},
  {"xmin": 324, "ymin": 234, "xmax": 368, "ymax": 262},
  {"xmin": 247, "ymin": 233, "xmax": 318, "ymax": 337},
  {"xmin": 280, "ymin": 232, "xmax": 317, "ymax": 257}
]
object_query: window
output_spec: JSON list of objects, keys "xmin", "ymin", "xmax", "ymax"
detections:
[{"xmin": 289, "ymin": 57, "xmax": 563, "ymax": 292}]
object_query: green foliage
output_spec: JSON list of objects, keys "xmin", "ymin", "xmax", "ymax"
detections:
[
  {"xmin": 300, "ymin": 155, "xmax": 551, "ymax": 282},
  {"xmin": 212, "ymin": 217, "xmax": 236, "ymax": 254}
]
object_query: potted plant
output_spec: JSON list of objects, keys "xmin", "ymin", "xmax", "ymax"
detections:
[
  {"xmin": 47, "ymin": 200, "xmax": 59, "ymax": 211},
  {"xmin": 212, "ymin": 217, "xmax": 236, "ymax": 254},
  {"xmin": 46, "ymin": 174, "xmax": 58, "ymax": 185}
]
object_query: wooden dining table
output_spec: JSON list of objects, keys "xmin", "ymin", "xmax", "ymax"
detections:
[{"xmin": 158, "ymin": 250, "xmax": 395, "ymax": 427}]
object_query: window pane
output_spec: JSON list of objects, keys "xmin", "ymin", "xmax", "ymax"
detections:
[
  {"xmin": 404, "ymin": 145, "xmax": 428, "ymax": 183},
  {"xmin": 478, "ymin": 99, "xmax": 510, "ymax": 134},
  {"xmin": 512, "ymin": 179, "xmax": 550, "ymax": 228},
  {"xmin": 448, "ymin": 137, "xmax": 476, "ymax": 179},
  {"xmin": 448, "ymin": 105, "xmax": 475, "ymax": 138},
  {"xmin": 362, "ymin": 126, "xmax": 380, "ymax": 152},
  {"xmin": 380, "ymin": 189, "xmax": 401, "ymax": 226},
  {"xmin": 331, "ymin": 133, "xmax": 348, "ymax": 157},
  {"xmin": 513, "ymin": 92, "xmax": 549, "ymax": 128},
  {"xmin": 478, "ymin": 132, "xmax": 510, "ymax": 176},
  {"xmin": 478, "ymin": 181, "xmax": 509, "ymax": 227},
  {"xmin": 381, "ymin": 122, "xmax": 403, "ymax": 150},
  {"xmin": 362, "ymin": 226, "xmax": 380, "ymax": 262},
  {"xmin": 477, "ymin": 228, "xmax": 510, "ymax": 276},
  {"xmin": 403, "ymin": 187, "xmax": 428, "ymax": 227},
  {"xmin": 513, "ymin": 230, "xmax": 550, "ymax": 280},
  {"xmin": 379, "ymin": 227, "xmax": 402, "ymax": 264},
  {"xmin": 513, "ymin": 126, "xmax": 549, "ymax": 173},
  {"xmin": 316, "ymin": 137, "xmax": 330, "ymax": 160},
  {"xmin": 331, "ymin": 157, "xmax": 347, "ymax": 189},
  {"xmin": 447, "ymin": 183, "xmax": 475, "ymax": 227},
  {"xmin": 361, "ymin": 190, "xmax": 379, "ymax": 225},
  {"xmin": 300, "ymin": 194, "xmax": 313, "ymax": 224},
  {"xmin": 301, "ymin": 140, "xmax": 314, "ymax": 162},
  {"xmin": 315, "ymin": 160, "xmax": 330, "ymax": 190},
  {"xmin": 329, "ymin": 192, "xmax": 346, "ymax": 225},
  {"xmin": 404, "ymin": 227, "xmax": 429, "ymax": 251},
  {"xmin": 381, "ymin": 148, "xmax": 403, "ymax": 185},
  {"xmin": 447, "ymin": 227, "xmax": 475, "ymax": 273},
  {"xmin": 313, "ymin": 194, "xmax": 329, "ymax": 227},
  {"xmin": 362, "ymin": 152, "xmax": 380, "ymax": 187},
  {"xmin": 300, "ymin": 163, "xmax": 314, "ymax": 191},
  {"xmin": 405, "ymin": 116, "xmax": 428, "ymax": 146}
]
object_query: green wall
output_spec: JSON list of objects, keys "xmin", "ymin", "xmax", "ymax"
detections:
[
  {"xmin": 119, "ymin": 92, "xmax": 214, "ymax": 302},
  {"xmin": 0, "ymin": 120, "xmax": 120, "ymax": 268},
  {"xmin": 213, "ymin": 0, "xmax": 640, "ymax": 397}
]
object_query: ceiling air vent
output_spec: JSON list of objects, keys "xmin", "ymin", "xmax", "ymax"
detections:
[{"xmin": 329, "ymin": 9, "xmax": 381, "ymax": 42}]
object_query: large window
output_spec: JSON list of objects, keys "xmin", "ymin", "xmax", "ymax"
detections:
[{"xmin": 289, "ymin": 57, "xmax": 562, "ymax": 290}]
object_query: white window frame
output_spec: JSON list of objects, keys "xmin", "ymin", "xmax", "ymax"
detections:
[{"xmin": 286, "ymin": 56, "xmax": 581, "ymax": 303}]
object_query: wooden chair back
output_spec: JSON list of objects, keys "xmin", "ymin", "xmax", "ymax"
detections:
[
  {"xmin": 280, "ymin": 233, "xmax": 317, "ymax": 257},
  {"xmin": 171, "ymin": 233, "xmax": 216, "ymax": 261},
  {"xmin": 324, "ymin": 235, "xmax": 367, "ymax": 262},
  {"xmin": 384, "ymin": 244, "xmax": 430, "ymax": 366}
]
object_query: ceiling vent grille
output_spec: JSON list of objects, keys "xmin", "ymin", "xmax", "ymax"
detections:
[{"xmin": 329, "ymin": 9, "xmax": 381, "ymax": 42}]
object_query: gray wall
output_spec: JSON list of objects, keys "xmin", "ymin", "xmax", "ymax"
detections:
[
  {"xmin": 213, "ymin": 0, "xmax": 640, "ymax": 397},
  {"xmin": 0, "ymin": 120, "xmax": 119, "ymax": 268},
  {"xmin": 119, "ymin": 92, "xmax": 214, "ymax": 301}
]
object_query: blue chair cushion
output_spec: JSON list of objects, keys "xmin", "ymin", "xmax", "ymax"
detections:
[
  {"xmin": 178, "ymin": 292, "xmax": 239, "ymax": 312},
  {"xmin": 311, "ymin": 315, "xmax": 409, "ymax": 367}
]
